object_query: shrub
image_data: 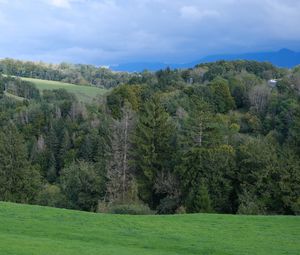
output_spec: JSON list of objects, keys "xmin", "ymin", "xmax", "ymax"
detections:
[
  {"xmin": 157, "ymin": 197, "xmax": 180, "ymax": 214},
  {"xmin": 108, "ymin": 203, "xmax": 153, "ymax": 215},
  {"xmin": 37, "ymin": 184, "xmax": 66, "ymax": 208},
  {"xmin": 175, "ymin": 206, "xmax": 187, "ymax": 214}
]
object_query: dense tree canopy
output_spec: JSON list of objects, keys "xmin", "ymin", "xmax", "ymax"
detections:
[{"xmin": 0, "ymin": 59, "xmax": 299, "ymax": 215}]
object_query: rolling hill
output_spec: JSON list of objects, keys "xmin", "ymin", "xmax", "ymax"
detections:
[
  {"xmin": 0, "ymin": 202, "xmax": 299, "ymax": 255},
  {"xmin": 20, "ymin": 77, "xmax": 108, "ymax": 102}
]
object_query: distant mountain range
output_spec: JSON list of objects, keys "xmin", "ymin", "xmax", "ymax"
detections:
[{"xmin": 111, "ymin": 49, "xmax": 300, "ymax": 72}]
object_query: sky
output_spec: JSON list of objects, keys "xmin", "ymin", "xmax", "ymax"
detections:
[{"xmin": 0, "ymin": 0, "xmax": 300, "ymax": 66}]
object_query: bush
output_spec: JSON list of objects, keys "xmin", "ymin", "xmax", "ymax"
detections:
[
  {"xmin": 237, "ymin": 202, "xmax": 265, "ymax": 215},
  {"xmin": 175, "ymin": 206, "xmax": 187, "ymax": 214},
  {"xmin": 157, "ymin": 197, "xmax": 180, "ymax": 214},
  {"xmin": 237, "ymin": 191, "xmax": 266, "ymax": 215},
  {"xmin": 108, "ymin": 203, "xmax": 153, "ymax": 215},
  {"xmin": 36, "ymin": 184, "xmax": 66, "ymax": 208}
]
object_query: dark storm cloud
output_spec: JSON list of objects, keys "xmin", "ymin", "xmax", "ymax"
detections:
[{"xmin": 0, "ymin": 0, "xmax": 300, "ymax": 65}]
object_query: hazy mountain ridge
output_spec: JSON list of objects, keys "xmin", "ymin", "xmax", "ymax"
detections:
[{"xmin": 112, "ymin": 49, "xmax": 300, "ymax": 72}]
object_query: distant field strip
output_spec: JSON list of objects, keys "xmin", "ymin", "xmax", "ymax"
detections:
[
  {"xmin": 20, "ymin": 77, "xmax": 108, "ymax": 102},
  {"xmin": 0, "ymin": 202, "xmax": 299, "ymax": 255},
  {"xmin": 4, "ymin": 91, "xmax": 25, "ymax": 101}
]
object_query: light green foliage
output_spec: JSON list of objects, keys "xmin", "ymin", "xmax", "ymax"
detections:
[
  {"xmin": 0, "ymin": 202, "xmax": 300, "ymax": 255},
  {"xmin": 107, "ymin": 84, "xmax": 142, "ymax": 119},
  {"xmin": 36, "ymin": 184, "xmax": 65, "ymax": 208}
]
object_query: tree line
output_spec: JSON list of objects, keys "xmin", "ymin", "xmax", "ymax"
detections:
[
  {"xmin": 0, "ymin": 59, "xmax": 135, "ymax": 89},
  {"xmin": 0, "ymin": 60, "xmax": 299, "ymax": 215}
]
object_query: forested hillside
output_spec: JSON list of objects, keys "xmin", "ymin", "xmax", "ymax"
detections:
[
  {"xmin": 0, "ymin": 59, "xmax": 134, "ymax": 89},
  {"xmin": 0, "ymin": 60, "xmax": 299, "ymax": 215}
]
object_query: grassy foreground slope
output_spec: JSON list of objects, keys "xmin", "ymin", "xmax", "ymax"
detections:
[
  {"xmin": 20, "ymin": 77, "xmax": 107, "ymax": 102},
  {"xmin": 0, "ymin": 202, "xmax": 299, "ymax": 255}
]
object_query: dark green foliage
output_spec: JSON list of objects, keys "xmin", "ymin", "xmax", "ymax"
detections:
[
  {"xmin": 180, "ymin": 98, "xmax": 216, "ymax": 148},
  {"xmin": 132, "ymin": 96, "xmax": 176, "ymax": 207},
  {"xmin": 0, "ymin": 59, "xmax": 134, "ymax": 89},
  {"xmin": 0, "ymin": 124, "xmax": 41, "ymax": 203},
  {"xmin": 60, "ymin": 161, "xmax": 106, "ymax": 211},
  {"xmin": 156, "ymin": 197, "xmax": 180, "ymax": 214},
  {"xmin": 209, "ymin": 78, "xmax": 236, "ymax": 113},
  {"xmin": 0, "ymin": 59, "xmax": 300, "ymax": 215},
  {"xmin": 0, "ymin": 75, "xmax": 40, "ymax": 99},
  {"xmin": 228, "ymin": 77, "xmax": 248, "ymax": 108},
  {"xmin": 179, "ymin": 146, "xmax": 236, "ymax": 213},
  {"xmin": 107, "ymin": 203, "xmax": 153, "ymax": 215},
  {"xmin": 200, "ymin": 60, "xmax": 282, "ymax": 81},
  {"xmin": 156, "ymin": 67, "xmax": 184, "ymax": 91},
  {"xmin": 186, "ymin": 180, "xmax": 212, "ymax": 213}
]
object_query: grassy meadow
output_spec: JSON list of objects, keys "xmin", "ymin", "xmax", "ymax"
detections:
[
  {"xmin": 20, "ymin": 77, "xmax": 108, "ymax": 102},
  {"xmin": 4, "ymin": 91, "xmax": 25, "ymax": 101},
  {"xmin": 0, "ymin": 202, "xmax": 299, "ymax": 255}
]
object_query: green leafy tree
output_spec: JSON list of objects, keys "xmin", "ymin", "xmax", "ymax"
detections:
[
  {"xmin": 60, "ymin": 161, "xmax": 106, "ymax": 211},
  {"xmin": 236, "ymin": 136, "xmax": 284, "ymax": 214},
  {"xmin": 209, "ymin": 78, "xmax": 236, "ymax": 113}
]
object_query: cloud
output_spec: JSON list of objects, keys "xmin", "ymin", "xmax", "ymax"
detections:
[
  {"xmin": 49, "ymin": 0, "xmax": 71, "ymax": 8},
  {"xmin": 48, "ymin": 0, "xmax": 87, "ymax": 8},
  {"xmin": 180, "ymin": 6, "xmax": 220, "ymax": 21},
  {"xmin": 0, "ymin": 0, "xmax": 300, "ymax": 64}
]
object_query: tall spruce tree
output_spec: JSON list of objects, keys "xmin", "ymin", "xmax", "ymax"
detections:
[
  {"xmin": 0, "ymin": 123, "xmax": 41, "ymax": 203},
  {"xmin": 132, "ymin": 96, "xmax": 175, "ymax": 208}
]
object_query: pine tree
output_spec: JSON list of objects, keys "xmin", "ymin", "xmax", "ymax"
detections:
[
  {"xmin": 210, "ymin": 78, "xmax": 235, "ymax": 113},
  {"xmin": 180, "ymin": 98, "xmax": 215, "ymax": 149},
  {"xmin": 0, "ymin": 124, "xmax": 41, "ymax": 203},
  {"xmin": 187, "ymin": 179, "xmax": 212, "ymax": 213},
  {"xmin": 132, "ymin": 96, "xmax": 175, "ymax": 207}
]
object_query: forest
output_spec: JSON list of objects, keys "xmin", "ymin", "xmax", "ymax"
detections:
[
  {"xmin": 0, "ymin": 59, "xmax": 299, "ymax": 215},
  {"xmin": 0, "ymin": 59, "xmax": 133, "ymax": 89}
]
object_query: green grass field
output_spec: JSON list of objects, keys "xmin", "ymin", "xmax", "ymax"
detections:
[
  {"xmin": 20, "ymin": 77, "xmax": 108, "ymax": 102},
  {"xmin": 4, "ymin": 91, "xmax": 25, "ymax": 101},
  {"xmin": 0, "ymin": 202, "xmax": 299, "ymax": 255}
]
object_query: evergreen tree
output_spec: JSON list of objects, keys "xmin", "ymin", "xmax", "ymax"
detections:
[
  {"xmin": 186, "ymin": 179, "xmax": 212, "ymax": 213},
  {"xmin": 132, "ymin": 96, "xmax": 175, "ymax": 208},
  {"xmin": 180, "ymin": 97, "xmax": 217, "ymax": 149},
  {"xmin": 209, "ymin": 78, "xmax": 235, "ymax": 113},
  {"xmin": 0, "ymin": 124, "xmax": 41, "ymax": 203},
  {"xmin": 179, "ymin": 145, "xmax": 235, "ymax": 213}
]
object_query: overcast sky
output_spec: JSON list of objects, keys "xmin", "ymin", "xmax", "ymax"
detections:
[{"xmin": 0, "ymin": 0, "xmax": 300, "ymax": 65}]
